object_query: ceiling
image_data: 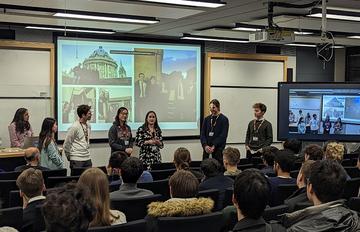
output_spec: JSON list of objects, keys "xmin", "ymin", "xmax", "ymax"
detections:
[{"xmin": 0, "ymin": 0, "xmax": 360, "ymax": 45}]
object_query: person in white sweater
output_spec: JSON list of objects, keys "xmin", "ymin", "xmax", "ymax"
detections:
[{"xmin": 64, "ymin": 104, "xmax": 92, "ymax": 169}]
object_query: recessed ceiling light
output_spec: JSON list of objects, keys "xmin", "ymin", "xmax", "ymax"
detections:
[
  {"xmin": 140, "ymin": 0, "xmax": 226, "ymax": 8},
  {"xmin": 181, "ymin": 35, "xmax": 248, "ymax": 43},
  {"xmin": 232, "ymin": 27, "xmax": 261, "ymax": 32},
  {"xmin": 53, "ymin": 12, "xmax": 159, "ymax": 24},
  {"xmin": 308, "ymin": 13, "xmax": 360, "ymax": 22},
  {"xmin": 348, "ymin": 36, "xmax": 360, "ymax": 39},
  {"xmin": 294, "ymin": 31, "xmax": 314, "ymax": 35},
  {"xmin": 26, "ymin": 26, "xmax": 116, "ymax": 34},
  {"xmin": 285, "ymin": 43, "xmax": 316, "ymax": 47}
]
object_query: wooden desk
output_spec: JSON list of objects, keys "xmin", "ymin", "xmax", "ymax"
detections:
[{"xmin": 0, "ymin": 149, "xmax": 26, "ymax": 171}]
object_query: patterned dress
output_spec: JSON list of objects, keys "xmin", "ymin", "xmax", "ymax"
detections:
[{"xmin": 135, "ymin": 125, "xmax": 163, "ymax": 170}]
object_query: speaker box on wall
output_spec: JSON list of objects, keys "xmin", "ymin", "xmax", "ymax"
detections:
[
  {"xmin": 0, "ymin": 29, "xmax": 15, "ymax": 40},
  {"xmin": 287, "ymin": 68, "xmax": 293, "ymax": 82}
]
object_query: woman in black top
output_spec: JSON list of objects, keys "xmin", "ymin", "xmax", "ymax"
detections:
[
  {"xmin": 135, "ymin": 111, "xmax": 163, "ymax": 170},
  {"xmin": 108, "ymin": 107, "xmax": 133, "ymax": 155}
]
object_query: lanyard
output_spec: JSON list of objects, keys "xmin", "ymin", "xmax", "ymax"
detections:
[
  {"xmin": 80, "ymin": 123, "xmax": 89, "ymax": 142},
  {"xmin": 253, "ymin": 119, "xmax": 265, "ymax": 133},
  {"xmin": 210, "ymin": 114, "xmax": 220, "ymax": 131}
]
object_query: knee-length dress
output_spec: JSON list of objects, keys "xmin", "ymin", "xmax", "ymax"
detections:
[{"xmin": 135, "ymin": 125, "xmax": 163, "ymax": 170}]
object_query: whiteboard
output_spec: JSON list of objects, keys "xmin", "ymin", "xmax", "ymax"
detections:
[
  {"xmin": 0, "ymin": 48, "xmax": 52, "ymax": 147},
  {"xmin": 210, "ymin": 58, "xmax": 284, "ymax": 144}
]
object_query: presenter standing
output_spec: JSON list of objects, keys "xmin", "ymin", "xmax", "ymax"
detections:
[
  {"xmin": 64, "ymin": 104, "xmax": 92, "ymax": 169},
  {"xmin": 135, "ymin": 111, "xmax": 163, "ymax": 170},
  {"xmin": 9, "ymin": 108, "xmax": 34, "ymax": 147},
  {"xmin": 108, "ymin": 107, "xmax": 133, "ymax": 155},
  {"xmin": 200, "ymin": 99, "xmax": 229, "ymax": 164},
  {"xmin": 245, "ymin": 103, "xmax": 273, "ymax": 159}
]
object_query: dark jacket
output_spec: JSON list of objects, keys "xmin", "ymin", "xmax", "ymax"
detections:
[
  {"xmin": 108, "ymin": 122, "xmax": 133, "ymax": 154},
  {"xmin": 284, "ymin": 187, "xmax": 310, "ymax": 212},
  {"xmin": 283, "ymin": 200, "xmax": 360, "ymax": 232},
  {"xmin": 268, "ymin": 176, "xmax": 296, "ymax": 207},
  {"xmin": 245, "ymin": 119, "xmax": 273, "ymax": 150},
  {"xmin": 200, "ymin": 113, "xmax": 229, "ymax": 152},
  {"xmin": 22, "ymin": 197, "xmax": 45, "ymax": 232},
  {"xmin": 232, "ymin": 217, "xmax": 286, "ymax": 232}
]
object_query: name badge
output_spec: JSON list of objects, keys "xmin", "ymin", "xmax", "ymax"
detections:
[
  {"xmin": 124, "ymin": 140, "xmax": 129, "ymax": 146},
  {"xmin": 253, "ymin": 136, "xmax": 259, "ymax": 142},
  {"xmin": 209, "ymin": 132, "xmax": 214, "ymax": 137}
]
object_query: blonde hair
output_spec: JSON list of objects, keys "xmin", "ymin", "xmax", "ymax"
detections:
[
  {"xmin": 223, "ymin": 147, "xmax": 240, "ymax": 166},
  {"xmin": 325, "ymin": 142, "xmax": 344, "ymax": 162},
  {"xmin": 78, "ymin": 168, "xmax": 118, "ymax": 227}
]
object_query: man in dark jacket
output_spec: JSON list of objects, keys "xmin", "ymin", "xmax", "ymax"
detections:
[
  {"xmin": 232, "ymin": 169, "xmax": 285, "ymax": 232},
  {"xmin": 16, "ymin": 168, "xmax": 46, "ymax": 232},
  {"xmin": 283, "ymin": 160, "xmax": 360, "ymax": 231}
]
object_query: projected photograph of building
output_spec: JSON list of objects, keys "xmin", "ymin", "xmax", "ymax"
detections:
[{"xmin": 98, "ymin": 88, "xmax": 132, "ymax": 123}]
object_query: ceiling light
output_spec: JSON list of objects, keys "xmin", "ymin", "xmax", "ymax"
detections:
[
  {"xmin": 294, "ymin": 31, "xmax": 314, "ymax": 35},
  {"xmin": 348, "ymin": 36, "xmax": 360, "ymax": 39},
  {"xmin": 26, "ymin": 26, "xmax": 115, "ymax": 34},
  {"xmin": 54, "ymin": 12, "xmax": 159, "ymax": 24},
  {"xmin": 285, "ymin": 43, "xmax": 317, "ymax": 47},
  {"xmin": 232, "ymin": 27, "xmax": 261, "ymax": 32},
  {"xmin": 308, "ymin": 13, "xmax": 360, "ymax": 22},
  {"xmin": 140, "ymin": 0, "xmax": 226, "ymax": 8},
  {"xmin": 181, "ymin": 35, "xmax": 248, "ymax": 43}
]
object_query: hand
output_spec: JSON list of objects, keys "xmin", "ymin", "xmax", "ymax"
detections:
[
  {"xmin": 245, "ymin": 145, "xmax": 250, "ymax": 151},
  {"xmin": 145, "ymin": 140, "xmax": 155, "ymax": 145},
  {"xmin": 125, "ymin": 148, "xmax": 133, "ymax": 155},
  {"xmin": 154, "ymin": 139, "xmax": 162, "ymax": 145},
  {"xmin": 210, "ymin": 146, "xmax": 215, "ymax": 153},
  {"xmin": 205, "ymin": 146, "xmax": 212, "ymax": 154}
]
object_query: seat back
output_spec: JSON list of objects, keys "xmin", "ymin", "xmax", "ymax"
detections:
[
  {"xmin": 88, "ymin": 219, "xmax": 147, "ymax": 232},
  {"xmin": 290, "ymin": 170, "xmax": 299, "ymax": 179},
  {"xmin": 138, "ymin": 179, "xmax": 170, "ymax": 200},
  {"xmin": 111, "ymin": 194, "xmax": 163, "ymax": 221},
  {"xmin": 9, "ymin": 190, "xmax": 22, "ymax": 207},
  {"xmin": 150, "ymin": 169, "xmax": 176, "ymax": 181},
  {"xmin": 157, "ymin": 212, "xmax": 223, "ymax": 232},
  {"xmin": 42, "ymin": 169, "xmax": 67, "ymax": 186},
  {"xmin": 344, "ymin": 167, "xmax": 360, "ymax": 179},
  {"xmin": 197, "ymin": 189, "xmax": 220, "ymax": 211},
  {"xmin": 277, "ymin": 184, "xmax": 298, "ymax": 204},
  {"xmin": 343, "ymin": 178, "xmax": 360, "ymax": 199},
  {"xmin": 237, "ymin": 164, "xmax": 254, "ymax": 171},
  {"xmin": 0, "ymin": 180, "xmax": 18, "ymax": 208},
  {"xmin": 0, "ymin": 206, "xmax": 23, "ymax": 230},
  {"xmin": 263, "ymin": 204, "xmax": 289, "ymax": 222},
  {"xmin": 0, "ymin": 171, "xmax": 21, "ymax": 180},
  {"xmin": 223, "ymin": 187, "xmax": 233, "ymax": 208},
  {"xmin": 347, "ymin": 197, "xmax": 360, "ymax": 212},
  {"xmin": 189, "ymin": 161, "xmax": 202, "ymax": 168},
  {"xmin": 151, "ymin": 162, "xmax": 175, "ymax": 170},
  {"xmin": 71, "ymin": 166, "xmax": 107, "ymax": 176},
  {"xmin": 47, "ymin": 176, "xmax": 80, "ymax": 188}
]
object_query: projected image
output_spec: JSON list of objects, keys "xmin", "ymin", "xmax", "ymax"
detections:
[
  {"xmin": 288, "ymin": 89, "xmax": 360, "ymax": 135},
  {"xmin": 98, "ymin": 88, "xmax": 132, "ymax": 123},
  {"xmin": 62, "ymin": 87, "xmax": 96, "ymax": 124}
]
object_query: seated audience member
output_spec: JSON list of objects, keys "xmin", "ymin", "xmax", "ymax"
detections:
[
  {"xmin": 42, "ymin": 183, "xmax": 95, "ymax": 232},
  {"xmin": 173, "ymin": 147, "xmax": 204, "ymax": 179},
  {"xmin": 232, "ymin": 169, "xmax": 285, "ymax": 232},
  {"xmin": 223, "ymin": 147, "xmax": 241, "ymax": 177},
  {"xmin": 110, "ymin": 157, "xmax": 153, "ymax": 200},
  {"xmin": 16, "ymin": 168, "xmax": 46, "ymax": 231},
  {"xmin": 108, "ymin": 151, "xmax": 153, "ymax": 187},
  {"xmin": 283, "ymin": 160, "xmax": 360, "ymax": 231},
  {"xmin": 268, "ymin": 149, "xmax": 296, "ymax": 206},
  {"xmin": 199, "ymin": 158, "xmax": 233, "ymax": 210},
  {"xmin": 260, "ymin": 146, "xmax": 278, "ymax": 176},
  {"xmin": 324, "ymin": 142, "xmax": 351, "ymax": 180},
  {"xmin": 304, "ymin": 144, "xmax": 323, "ymax": 161},
  {"xmin": 78, "ymin": 168, "xmax": 126, "ymax": 227},
  {"xmin": 283, "ymin": 139, "xmax": 302, "ymax": 156},
  {"xmin": 146, "ymin": 170, "xmax": 214, "ymax": 232},
  {"xmin": 14, "ymin": 147, "xmax": 49, "ymax": 172},
  {"xmin": 284, "ymin": 160, "xmax": 315, "ymax": 212}
]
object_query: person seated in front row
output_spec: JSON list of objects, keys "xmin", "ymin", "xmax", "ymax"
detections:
[
  {"xmin": 231, "ymin": 169, "xmax": 286, "ymax": 232},
  {"xmin": 283, "ymin": 139, "xmax": 302, "ymax": 158},
  {"xmin": 42, "ymin": 183, "xmax": 95, "ymax": 232},
  {"xmin": 283, "ymin": 160, "xmax": 360, "ymax": 231},
  {"xmin": 14, "ymin": 147, "xmax": 49, "ymax": 172},
  {"xmin": 260, "ymin": 146, "xmax": 278, "ymax": 176},
  {"xmin": 199, "ymin": 158, "xmax": 233, "ymax": 210},
  {"xmin": 173, "ymin": 147, "xmax": 204, "ymax": 179},
  {"xmin": 78, "ymin": 168, "xmax": 126, "ymax": 227},
  {"xmin": 284, "ymin": 160, "xmax": 315, "ymax": 212},
  {"xmin": 268, "ymin": 149, "xmax": 296, "ymax": 207},
  {"xmin": 110, "ymin": 157, "xmax": 153, "ymax": 200},
  {"xmin": 223, "ymin": 147, "xmax": 241, "ymax": 177},
  {"xmin": 107, "ymin": 151, "xmax": 153, "ymax": 187},
  {"xmin": 324, "ymin": 142, "xmax": 351, "ymax": 180},
  {"xmin": 16, "ymin": 168, "xmax": 46, "ymax": 232},
  {"xmin": 146, "ymin": 170, "xmax": 214, "ymax": 232},
  {"xmin": 304, "ymin": 144, "xmax": 323, "ymax": 161}
]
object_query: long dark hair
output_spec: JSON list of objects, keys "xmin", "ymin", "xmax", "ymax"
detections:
[
  {"xmin": 11, "ymin": 108, "xmax": 30, "ymax": 134},
  {"xmin": 114, "ymin": 107, "xmax": 128, "ymax": 125},
  {"xmin": 143, "ymin": 111, "xmax": 160, "ymax": 130},
  {"xmin": 38, "ymin": 117, "xmax": 56, "ymax": 152}
]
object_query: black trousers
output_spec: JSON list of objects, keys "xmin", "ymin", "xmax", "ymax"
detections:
[
  {"xmin": 246, "ymin": 150, "xmax": 262, "ymax": 159},
  {"xmin": 70, "ymin": 160, "xmax": 92, "ymax": 169}
]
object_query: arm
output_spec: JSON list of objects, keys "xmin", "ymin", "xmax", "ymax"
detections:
[
  {"xmin": 156, "ymin": 129, "xmax": 164, "ymax": 149},
  {"xmin": 245, "ymin": 122, "xmax": 251, "ymax": 146},
  {"xmin": 63, "ymin": 126, "xmax": 76, "ymax": 160},
  {"xmin": 8, "ymin": 123, "xmax": 21, "ymax": 147},
  {"xmin": 129, "ymin": 126, "xmax": 134, "ymax": 148},
  {"xmin": 108, "ymin": 126, "xmax": 126, "ymax": 151},
  {"xmin": 46, "ymin": 141, "xmax": 64, "ymax": 168},
  {"xmin": 212, "ymin": 116, "xmax": 229, "ymax": 148},
  {"xmin": 135, "ymin": 127, "xmax": 145, "ymax": 147},
  {"xmin": 200, "ymin": 117, "xmax": 208, "ymax": 148},
  {"xmin": 264, "ymin": 122, "xmax": 273, "ymax": 147}
]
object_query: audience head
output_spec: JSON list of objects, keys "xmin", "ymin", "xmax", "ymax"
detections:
[
  {"xmin": 169, "ymin": 170, "xmax": 199, "ymax": 198},
  {"xmin": 42, "ymin": 183, "xmax": 94, "ymax": 232},
  {"xmin": 253, "ymin": 103, "xmax": 267, "ymax": 119},
  {"xmin": 304, "ymin": 144, "xmax": 324, "ymax": 161},
  {"xmin": 223, "ymin": 147, "xmax": 240, "ymax": 168},
  {"xmin": 324, "ymin": 142, "xmax": 345, "ymax": 162},
  {"xmin": 209, "ymin": 99, "xmax": 220, "ymax": 115},
  {"xmin": 120, "ymin": 157, "xmax": 144, "ymax": 184},
  {"xmin": 296, "ymin": 160, "xmax": 315, "ymax": 188},
  {"xmin": 77, "ymin": 104, "xmax": 92, "ymax": 121},
  {"xmin": 307, "ymin": 160, "xmax": 347, "ymax": 205},
  {"xmin": 261, "ymin": 146, "xmax": 278, "ymax": 167},
  {"xmin": 115, "ymin": 107, "xmax": 128, "ymax": 125},
  {"xmin": 16, "ymin": 168, "xmax": 44, "ymax": 200},
  {"xmin": 11, "ymin": 107, "xmax": 30, "ymax": 133},
  {"xmin": 173, "ymin": 147, "xmax": 191, "ymax": 170},
  {"xmin": 24, "ymin": 147, "xmax": 40, "ymax": 165},
  {"xmin": 274, "ymin": 149, "xmax": 294, "ymax": 174},
  {"xmin": 108, "ymin": 151, "xmax": 128, "ymax": 175},
  {"xmin": 201, "ymin": 158, "xmax": 222, "ymax": 178},
  {"xmin": 144, "ymin": 111, "xmax": 160, "ymax": 129},
  {"xmin": 38, "ymin": 117, "xmax": 57, "ymax": 152},
  {"xmin": 283, "ymin": 139, "xmax": 302, "ymax": 154},
  {"xmin": 78, "ymin": 168, "xmax": 113, "ymax": 227},
  {"xmin": 233, "ymin": 169, "xmax": 270, "ymax": 220}
]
